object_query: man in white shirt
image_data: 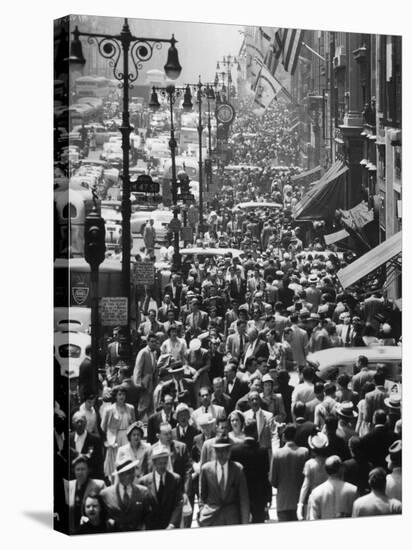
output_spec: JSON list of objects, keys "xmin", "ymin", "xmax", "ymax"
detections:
[{"xmin": 291, "ymin": 366, "xmax": 316, "ymax": 411}]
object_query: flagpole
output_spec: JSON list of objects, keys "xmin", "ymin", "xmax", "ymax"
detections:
[{"xmin": 301, "ymin": 42, "xmax": 326, "ymax": 62}]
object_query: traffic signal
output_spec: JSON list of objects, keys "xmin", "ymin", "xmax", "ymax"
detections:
[
  {"xmin": 84, "ymin": 211, "xmax": 106, "ymax": 269},
  {"xmin": 204, "ymin": 158, "xmax": 212, "ymax": 176}
]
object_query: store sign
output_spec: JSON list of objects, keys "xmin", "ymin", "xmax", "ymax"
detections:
[
  {"xmin": 133, "ymin": 261, "xmax": 155, "ymax": 286},
  {"xmin": 99, "ymin": 297, "xmax": 128, "ymax": 326}
]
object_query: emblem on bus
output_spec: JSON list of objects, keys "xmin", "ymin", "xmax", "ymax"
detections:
[{"xmin": 72, "ymin": 286, "xmax": 89, "ymax": 305}]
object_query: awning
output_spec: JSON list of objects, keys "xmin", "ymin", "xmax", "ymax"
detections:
[
  {"xmin": 292, "ymin": 160, "xmax": 349, "ymax": 221},
  {"xmin": 290, "ymin": 165, "xmax": 322, "ymax": 186},
  {"xmin": 337, "ymin": 231, "xmax": 402, "ymax": 289},
  {"xmin": 324, "ymin": 229, "xmax": 350, "ymax": 246}
]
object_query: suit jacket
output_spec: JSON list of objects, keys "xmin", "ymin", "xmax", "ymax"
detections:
[
  {"xmin": 157, "ymin": 303, "xmax": 178, "ymax": 323},
  {"xmin": 162, "ymin": 377, "xmax": 196, "ymax": 408},
  {"xmin": 360, "ymin": 425, "xmax": 397, "ymax": 468},
  {"xmin": 191, "ymin": 404, "xmax": 226, "ymax": 429},
  {"xmin": 225, "ymin": 332, "xmax": 247, "ymax": 361},
  {"xmin": 231, "ymin": 438, "xmax": 272, "ymax": 511},
  {"xmin": 65, "ymin": 478, "xmax": 106, "ymax": 533},
  {"xmin": 270, "ymin": 441, "xmax": 309, "ymax": 512},
  {"xmin": 100, "ymin": 482, "xmax": 152, "ymax": 531},
  {"xmin": 172, "ymin": 424, "xmax": 200, "ymax": 454},
  {"xmin": 133, "ymin": 346, "xmax": 158, "ymax": 394},
  {"xmin": 147, "ymin": 411, "xmax": 177, "ymax": 445},
  {"xmin": 243, "ymin": 408, "xmax": 273, "ymax": 450},
  {"xmin": 139, "ymin": 471, "xmax": 183, "ymax": 529},
  {"xmin": 138, "ymin": 319, "xmax": 164, "ymax": 338},
  {"xmin": 69, "ymin": 431, "xmax": 102, "ymax": 478},
  {"xmin": 224, "ymin": 377, "xmax": 249, "ymax": 411},
  {"xmin": 290, "ymin": 325, "xmax": 309, "ymax": 366},
  {"xmin": 198, "ymin": 460, "xmax": 250, "ymax": 526},
  {"xmin": 364, "ymin": 386, "xmax": 387, "ymax": 424},
  {"xmin": 185, "ymin": 310, "xmax": 209, "ymax": 336},
  {"xmin": 211, "ymin": 392, "xmax": 232, "ymax": 416},
  {"xmin": 105, "ymin": 341, "xmax": 122, "ymax": 367},
  {"xmin": 164, "ymin": 284, "xmax": 183, "ymax": 310},
  {"xmin": 229, "ymin": 277, "xmax": 247, "ymax": 302},
  {"xmin": 244, "ymin": 338, "xmax": 269, "ymax": 361},
  {"xmin": 149, "ymin": 440, "xmax": 192, "ymax": 494}
]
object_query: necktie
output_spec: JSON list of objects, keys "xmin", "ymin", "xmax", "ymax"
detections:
[
  {"xmin": 158, "ymin": 475, "xmax": 165, "ymax": 502},
  {"xmin": 220, "ymin": 464, "xmax": 225, "ymax": 493},
  {"xmin": 123, "ymin": 485, "xmax": 130, "ymax": 507},
  {"xmin": 204, "ymin": 406, "xmax": 209, "ymax": 414},
  {"xmin": 239, "ymin": 335, "xmax": 244, "ymax": 356},
  {"xmin": 345, "ymin": 325, "xmax": 351, "ymax": 345}
]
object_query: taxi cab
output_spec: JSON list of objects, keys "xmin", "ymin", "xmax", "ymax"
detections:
[{"xmin": 306, "ymin": 346, "xmax": 402, "ymax": 394}]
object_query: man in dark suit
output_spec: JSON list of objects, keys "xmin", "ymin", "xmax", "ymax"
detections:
[
  {"xmin": 211, "ymin": 377, "xmax": 232, "ymax": 416},
  {"xmin": 69, "ymin": 411, "xmax": 102, "ymax": 478},
  {"xmin": 293, "ymin": 401, "xmax": 317, "ymax": 448},
  {"xmin": 118, "ymin": 365, "xmax": 140, "ymax": 417},
  {"xmin": 149, "ymin": 422, "xmax": 193, "ymax": 496},
  {"xmin": 229, "ymin": 267, "xmax": 247, "ymax": 303},
  {"xmin": 364, "ymin": 369, "xmax": 387, "ymax": 424},
  {"xmin": 161, "ymin": 361, "xmax": 196, "ymax": 408},
  {"xmin": 164, "ymin": 273, "xmax": 184, "ymax": 313},
  {"xmin": 172, "ymin": 403, "xmax": 200, "ymax": 453},
  {"xmin": 198, "ymin": 436, "xmax": 250, "ymax": 526},
  {"xmin": 360, "ymin": 410, "xmax": 397, "ymax": 469},
  {"xmin": 185, "ymin": 298, "xmax": 209, "ymax": 339},
  {"xmin": 100, "ymin": 458, "xmax": 152, "ymax": 531},
  {"xmin": 231, "ymin": 419, "xmax": 272, "ymax": 523},
  {"xmin": 139, "ymin": 447, "xmax": 183, "ymax": 530},
  {"xmin": 223, "ymin": 362, "xmax": 249, "ymax": 412},
  {"xmin": 146, "ymin": 394, "xmax": 176, "ymax": 444}
]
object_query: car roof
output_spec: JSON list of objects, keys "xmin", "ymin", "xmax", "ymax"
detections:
[
  {"xmin": 307, "ymin": 346, "xmax": 401, "ymax": 369},
  {"xmin": 180, "ymin": 247, "xmax": 242, "ymax": 257}
]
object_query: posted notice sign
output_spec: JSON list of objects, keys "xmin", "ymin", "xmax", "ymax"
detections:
[
  {"xmin": 99, "ymin": 297, "xmax": 128, "ymax": 326},
  {"xmin": 133, "ymin": 261, "xmax": 155, "ymax": 286}
]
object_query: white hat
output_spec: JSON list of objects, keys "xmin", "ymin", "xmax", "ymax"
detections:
[
  {"xmin": 112, "ymin": 458, "xmax": 139, "ymax": 477},
  {"xmin": 151, "ymin": 446, "xmax": 171, "ymax": 461},
  {"xmin": 189, "ymin": 338, "xmax": 202, "ymax": 351}
]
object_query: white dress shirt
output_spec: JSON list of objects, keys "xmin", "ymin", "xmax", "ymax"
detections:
[
  {"xmin": 74, "ymin": 431, "xmax": 87, "ymax": 454},
  {"xmin": 154, "ymin": 471, "xmax": 166, "ymax": 491}
]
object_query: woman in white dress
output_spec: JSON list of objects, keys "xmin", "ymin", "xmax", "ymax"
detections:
[
  {"xmin": 160, "ymin": 325, "xmax": 187, "ymax": 363},
  {"xmin": 100, "ymin": 385, "xmax": 135, "ymax": 483},
  {"xmin": 228, "ymin": 410, "xmax": 246, "ymax": 443},
  {"xmin": 116, "ymin": 421, "xmax": 150, "ymax": 482}
]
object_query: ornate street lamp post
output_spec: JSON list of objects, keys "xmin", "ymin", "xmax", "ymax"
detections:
[
  {"xmin": 149, "ymin": 84, "xmax": 192, "ymax": 271},
  {"xmin": 69, "ymin": 18, "xmax": 181, "ymax": 355}
]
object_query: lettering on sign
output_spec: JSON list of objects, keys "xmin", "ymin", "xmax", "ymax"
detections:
[
  {"xmin": 99, "ymin": 297, "xmax": 128, "ymax": 326},
  {"xmin": 133, "ymin": 261, "xmax": 155, "ymax": 286}
]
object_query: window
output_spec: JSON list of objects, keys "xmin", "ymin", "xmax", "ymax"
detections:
[{"xmin": 59, "ymin": 344, "xmax": 81, "ymax": 358}]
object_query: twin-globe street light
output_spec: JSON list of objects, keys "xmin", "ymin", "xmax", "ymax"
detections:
[
  {"xmin": 69, "ymin": 18, "xmax": 182, "ymax": 362},
  {"xmin": 149, "ymin": 79, "xmax": 217, "ymax": 242}
]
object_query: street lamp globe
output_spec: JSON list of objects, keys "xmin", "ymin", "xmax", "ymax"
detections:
[
  {"xmin": 67, "ymin": 26, "xmax": 86, "ymax": 66},
  {"xmin": 164, "ymin": 35, "xmax": 182, "ymax": 80},
  {"xmin": 149, "ymin": 87, "xmax": 161, "ymax": 110}
]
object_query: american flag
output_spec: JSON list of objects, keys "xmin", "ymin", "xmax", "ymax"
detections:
[{"xmin": 282, "ymin": 28, "xmax": 304, "ymax": 75}]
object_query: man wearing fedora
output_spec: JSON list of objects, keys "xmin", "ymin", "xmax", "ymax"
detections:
[
  {"xmin": 385, "ymin": 392, "xmax": 402, "ymax": 431},
  {"xmin": 172, "ymin": 403, "xmax": 199, "ymax": 454},
  {"xmin": 385, "ymin": 440, "xmax": 402, "ymax": 501},
  {"xmin": 352, "ymin": 467, "xmax": 401, "ymax": 516},
  {"xmin": 162, "ymin": 360, "xmax": 196, "ymax": 408},
  {"xmin": 231, "ymin": 419, "xmax": 272, "ymax": 523},
  {"xmin": 133, "ymin": 332, "xmax": 159, "ymax": 421},
  {"xmin": 335, "ymin": 402, "xmax": 358, "ymax": 443},
  {"xmin": 191, "ymin": 386, "xmax": 226, "ymax": 429},
  {"xmin": 149, "ymin": 422, "xmax": 192, "ymax": 498},
  {"xmin": 271, "ymin": 423, "xmax": 309, "ymax": 522},
  {"xmin": 198, "ymin": 435, "xmax": 250, "ymax": 526},
  {"xmin": 100, "ymin": 458, "xmax": 152, "ymax": 531},
  {"xmin": 307, "ymin": 455, "xmax": 358, "ymax": 520},
  {"xmin": 139, "ymin": 447, "xmax": 183, "ymax": 530}
]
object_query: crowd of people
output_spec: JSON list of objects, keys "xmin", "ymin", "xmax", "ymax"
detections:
[{"xmin": 54, "ymin": 95, "xmax": 402, "ymax": 534}]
